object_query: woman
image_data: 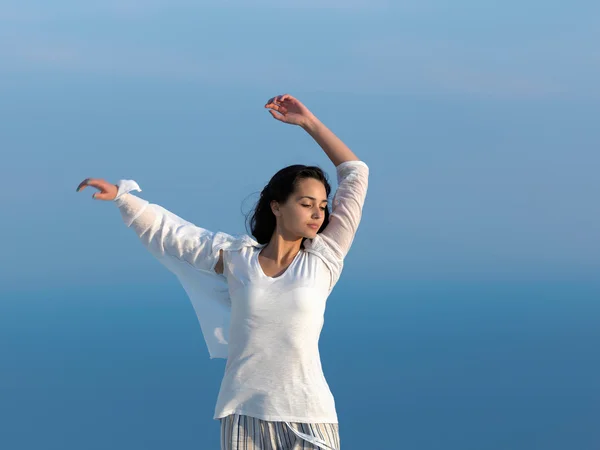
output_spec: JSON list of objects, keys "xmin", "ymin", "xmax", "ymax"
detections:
[{"xmin": 76, "ymin": 94, "xmax": 369, "ymax": 450}]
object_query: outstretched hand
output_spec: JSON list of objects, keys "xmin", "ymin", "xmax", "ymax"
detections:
[
  {"xmin": 264, "ymin": 94, "xmax": 316, "ymax": 128},
  {"xmin": 76, "ymin": 178, "xmax": 118, "ymax": 201}
]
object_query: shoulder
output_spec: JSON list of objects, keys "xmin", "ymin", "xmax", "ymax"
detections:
[
  {"xmin": 335, "ymin": 160, "xmax": 369, "ymax": 180},
  {"xmin": 303, "ymin": 234, "xmax": 344, "ymax": 291},
  {"xmin": 213, "ymin": 233, "xmax": 262, "ymax": 275},
  {"xmin": 212, "ymin": 232, "xmax": 261, "ymax": 252}
]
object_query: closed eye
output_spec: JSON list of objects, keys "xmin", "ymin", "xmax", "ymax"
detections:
[{"xmin": 302, "ymin": 204, "xmax": 326, "ymax": 211}]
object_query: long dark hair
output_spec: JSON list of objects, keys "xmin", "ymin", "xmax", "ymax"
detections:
[{"xmin": 246, "ymin": 165, "xmax": 332, "ymax": 247}]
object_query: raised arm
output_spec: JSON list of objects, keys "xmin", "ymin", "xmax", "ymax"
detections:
[
  {"xmin": 265, "ymin": 95, "xmax": 370, "ymax": 288},
  {"xmin": 76, "ymin": 178, "xmax": 224, "ymax": 274},
  {"xmin": 318, "ymin": 160, "xmax": 369, "ymax": 259},
  {"xmin": 264, "ymin": 93, "xmax": 360, "ymax": 166}
]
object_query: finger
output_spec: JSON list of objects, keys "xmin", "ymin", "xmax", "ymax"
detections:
[
  {"xmin": 93, "ymin": 192, "xmax": 111, "ymax": 200},
  {"xmin": 265, "ymin": 97, "xmax": 276, "ymax": 106},
  {"xmin": 77, "ymin": 178, "xmax": 107, "ymax": 193},
  {"xmin": 76, "ymin": 178, "xmax": 91, "ymax": 192},
  {"xmin": 266, "ymin": 103, "xmax": 287, "ymax": 114},
  {"xmin": 281, "ymin": 94, "xmax": 292, "ymax": 102},
  {"xmin": 265, "ymin": 98, "xmax": 282, "ymax": 109},
  {"xmin": 282, "ymin": 95, "xmax": 298, "ymax": 106},
  {"xmin": 268, "ymin": 94, "xmax": 287, "ymax": 105},
  {"xmin": 85, "ymin": 179, "xmax": 108, "ymax": 190},
  {"xmin": 268, "ymin": 109, "xmax": 287, "ymax": 122}
]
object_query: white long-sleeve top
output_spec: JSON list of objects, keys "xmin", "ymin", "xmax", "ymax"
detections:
[{"xmin": 113, "ymin": 160, "xmax": 369, "ymax": 424}]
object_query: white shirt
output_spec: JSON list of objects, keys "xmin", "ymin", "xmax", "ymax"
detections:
[
  {"xmin": 214, "ymin": 244, "xmax": 335, "ymax": 422},
  {"xmin": 113, "ymin": 160, "xmax": 369, "ymax": 424}
]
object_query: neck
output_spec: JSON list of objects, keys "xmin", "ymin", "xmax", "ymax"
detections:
[{"xmin": 260, "ymin": 233, "xmax": 303, "ymax": 264}]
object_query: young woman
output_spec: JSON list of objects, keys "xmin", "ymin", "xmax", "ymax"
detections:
[{"xmin": 76, "ymin": 94, "xmax": 369, "ymax": 450}]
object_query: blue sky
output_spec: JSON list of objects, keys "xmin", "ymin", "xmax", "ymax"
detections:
[
  {"xmin": 2, "ymin": 4, "xmax": 600, "ymax": 449},
  {"xmin": 1, "ymin": 0, "xmax": 599, "ymax": 291}
]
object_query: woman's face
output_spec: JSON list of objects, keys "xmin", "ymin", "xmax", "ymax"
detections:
[{"xmin": 272, "ymin": 178, "xmax": 328, "ymax": 239}]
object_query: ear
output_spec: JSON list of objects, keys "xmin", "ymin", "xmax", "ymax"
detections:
[{"xmin": 270, "ymin": 199, "xmax": 281, "ymax": 217}]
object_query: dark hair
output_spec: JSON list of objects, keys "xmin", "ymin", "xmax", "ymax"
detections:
[{"xmin": 246, "ymin": 164, "xmax": 332, "ymax": 247}]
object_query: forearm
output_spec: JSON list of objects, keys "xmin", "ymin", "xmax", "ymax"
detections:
[
  {"xmin": 115, "ymin": 190, "xmax": 219, "ymax": 273},
  {"xmin": 301, "ymin": 116, "xmax": 360, "ymax": 167}
]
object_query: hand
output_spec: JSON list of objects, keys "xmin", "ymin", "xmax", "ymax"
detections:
[
  {"xmin": 264, "ymin": 94, "xmax": 316, "ymax": 128},
  {"xmin": 76, "ymin": 178, "xmax": 118, "ymax": 201}
]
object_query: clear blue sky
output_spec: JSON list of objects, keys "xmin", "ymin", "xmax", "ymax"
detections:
[
  {"xmin": 1, "ymin": 0, "xmax": 599, "ymax": 291},
  {"xmin": 2, "ymin": 4, "xmax": 600, "ymax": 449}
]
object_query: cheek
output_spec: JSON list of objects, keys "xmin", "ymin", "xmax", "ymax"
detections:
[
  {"xmin": 281, "ymin": 206, "xmax": 306, "ymax": 226},
  {"xmin": 294, "ymin": 207, "xmax": 309, "ymax": 220}
]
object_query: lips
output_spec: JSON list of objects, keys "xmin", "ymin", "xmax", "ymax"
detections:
[{"xmin": 308, "ymin": 224, "xmax": 319, "ymax": 229}]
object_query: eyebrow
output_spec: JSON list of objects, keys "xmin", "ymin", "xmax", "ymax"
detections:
[{"xmin": 299, "ymin": 196, "xmax": 328, "ymax": 203}]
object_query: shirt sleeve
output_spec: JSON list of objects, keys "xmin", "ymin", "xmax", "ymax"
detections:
[
  {"xmin": 113, "ymin": 179, "xmax": 221, "ymax": 274},
  {"xmin": 320, "ymin": 160, "xmax": 369, "ymax": 259},
  {"xmin": 303, "ymin": 160, "xmax": 369, "ymax": 291}
]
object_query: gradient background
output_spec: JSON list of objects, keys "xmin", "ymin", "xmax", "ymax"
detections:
[{"xmin": 1, "ymin": 1, "xmax": 599, "ymax": 449}]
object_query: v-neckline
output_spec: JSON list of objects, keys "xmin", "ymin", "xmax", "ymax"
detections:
[{"xmin": 255, "ymin": 247, "xmax": 302, "ymax": 280}]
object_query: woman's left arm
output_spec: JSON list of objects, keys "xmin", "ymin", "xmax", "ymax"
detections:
[
  {"xmin": 265, "ymin": 94, "xmax": 360, "ymax": 167},
  {"xmin": 266, "ymin": 94, "xmax": 369, "ymax": 265}
]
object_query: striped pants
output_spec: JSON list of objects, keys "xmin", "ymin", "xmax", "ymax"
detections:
[{"xmin": 220, "ymin": 414, "xmax": 340, "ymax": 450}]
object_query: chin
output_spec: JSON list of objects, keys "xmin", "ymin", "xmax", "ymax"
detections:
[{"xmin": 301, "ymin": 229, "xmax": 317, "ymax": 239}]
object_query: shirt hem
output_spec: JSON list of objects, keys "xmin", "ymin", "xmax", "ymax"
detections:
[{"xmin": 214, "ymin": 408, "xmax": 338, "ymax": 424}]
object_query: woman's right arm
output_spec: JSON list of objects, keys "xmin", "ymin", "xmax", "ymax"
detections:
[{"xmin": 76, "ymin": 178, "xmax": 224, "ymax": 274}]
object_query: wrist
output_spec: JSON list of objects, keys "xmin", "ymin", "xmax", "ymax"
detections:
[{"xmin": 300, "ymin": 114, "xmax": 321, "ymax": 133}]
